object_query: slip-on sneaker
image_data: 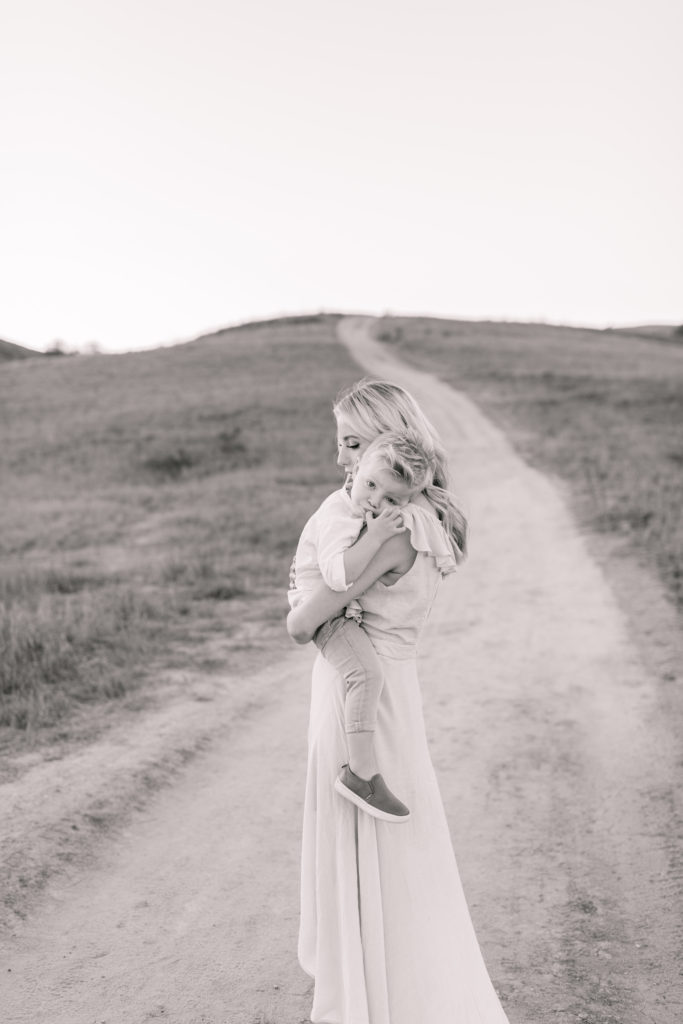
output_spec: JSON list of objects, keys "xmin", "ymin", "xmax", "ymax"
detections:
[{"xmin": 334, "ymin": 764, "xmax": 411, "ymax": 823}]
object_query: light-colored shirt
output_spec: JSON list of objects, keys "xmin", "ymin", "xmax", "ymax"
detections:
[{"xmin": 288, "ymin": 487, "xmax": 364, "ymax": 611}]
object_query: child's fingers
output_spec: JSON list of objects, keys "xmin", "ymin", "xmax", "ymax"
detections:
[
  {"xmin": 369, "ymin": 508, "xmax": 407, "ymax": 533},
  {"xmin": 368, "ymin": 509, "xmax": 405, "ymax": 528}
]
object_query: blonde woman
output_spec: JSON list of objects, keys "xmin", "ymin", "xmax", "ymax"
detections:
[
  {"xmin": 289, "ymin": 430, "xmax": 457, "ymax": 822},
  {"xmin": 288, "ymin": 380, "xmax": 511, "ymax": 1024}
]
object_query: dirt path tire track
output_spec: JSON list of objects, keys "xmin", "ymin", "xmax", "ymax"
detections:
[{"xmin": 1, "ymin": 316, "xmax": 682, "ymax": 1024}]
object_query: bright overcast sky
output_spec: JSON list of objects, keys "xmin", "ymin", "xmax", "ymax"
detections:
[{"xmin": 2, "ymin": 0, "xmax": 681, "ymax": 352}]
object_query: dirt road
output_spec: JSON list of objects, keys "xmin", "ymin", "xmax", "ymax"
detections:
[{"xmin": 2, "ymin": 317, "xmax": 682, "ymax": 1024}]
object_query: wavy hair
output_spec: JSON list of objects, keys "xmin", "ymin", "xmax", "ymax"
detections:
[
  {"xmin": 334, "ymin": 379, "xmax": 467, "ymax": 561},
  {"xmin": 358, "ymin": 431, "xmax": 437, "ymax": 495}
]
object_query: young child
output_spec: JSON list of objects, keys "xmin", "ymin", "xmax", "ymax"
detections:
[{"xmin": 288, "ymin": 431, "xmax": 437, "ymax": 823}]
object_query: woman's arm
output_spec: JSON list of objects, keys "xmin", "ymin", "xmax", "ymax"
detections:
[{"xmin": 287, "ymin": 532, "xmax": 416, "ymax": 644}]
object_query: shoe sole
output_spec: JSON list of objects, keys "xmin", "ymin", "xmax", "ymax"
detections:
[{"xmin": 334, "ymin": 777, "xmax": 411, "ymax": 823}]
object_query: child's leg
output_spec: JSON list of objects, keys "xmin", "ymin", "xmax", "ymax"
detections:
[
  {"xmin": 315, "ymin": 617, "xmax": 383, "ymax": 731},
  {"xmin": 316, "ymin": 616, "xmax": 410, "ymax": 821},
  {"xmin": 315, "ymin": 617, "xmax": 384, "ymax": 779}
]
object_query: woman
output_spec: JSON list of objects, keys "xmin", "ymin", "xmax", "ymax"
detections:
[{"xmin": 287, "ymin": 380, "xmax": 511, "ymax": 1024}]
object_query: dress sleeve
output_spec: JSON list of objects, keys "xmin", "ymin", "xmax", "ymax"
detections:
[
  {"xmin": 316, "ymin": 508, "xmax": 365, "ymax": 591},
  {"xmin": 401, "ymin": 503, "xmax": 459, "ymax": 577}
]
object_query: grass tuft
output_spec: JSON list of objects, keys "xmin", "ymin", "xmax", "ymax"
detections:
[
  {"xmin": 141, "ymin": 447, "xmax": 197, "ymax": 480},
  {"xmin": 0, "ymin": 584, "xmax": 170, "ymax": 730}
]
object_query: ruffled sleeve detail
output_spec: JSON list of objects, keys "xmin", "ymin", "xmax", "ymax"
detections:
[{"xmin": 401, "ymin": 503, "xmax": 461, "ymax": 577}]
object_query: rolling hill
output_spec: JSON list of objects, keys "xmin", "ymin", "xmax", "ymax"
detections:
[{"xmin": 0, "ymin": 337, "xmax": 45, "ymax": 361}]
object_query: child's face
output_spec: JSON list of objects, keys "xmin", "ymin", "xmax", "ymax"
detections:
[
  {"xmin": 350, "ymin": 453, "xmax": 414, "ymax": 515},
  {"xmin": 335, "ymin": 415, "xmax": 371, "ymax": 474}
]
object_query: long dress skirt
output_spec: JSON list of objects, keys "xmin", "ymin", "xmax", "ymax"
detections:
[{"xmin": 298, "ymin": 644, "xmax": 512, "ymax": 1024}]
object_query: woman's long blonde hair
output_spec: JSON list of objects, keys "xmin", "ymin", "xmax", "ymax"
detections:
[{"xmin": 334, "ymin": 379, "xmax": 467, "ymax": 562}]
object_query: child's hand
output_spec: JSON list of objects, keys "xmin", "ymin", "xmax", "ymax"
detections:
[{"xmin": 365, "ymin": 507, "xmax": 407, "ymax": 541}]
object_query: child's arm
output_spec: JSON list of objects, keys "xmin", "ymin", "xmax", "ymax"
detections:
[
  {"xmin": 342, "ymin": 508, "xmax": 407, "ymax": 584},
  {"xmin": 316, "ymin": 508, "xmax": 367, "ymax": 592},
  {"xmin": 287, "ymin": 531, "xmax": 416, "ymax": 644}
]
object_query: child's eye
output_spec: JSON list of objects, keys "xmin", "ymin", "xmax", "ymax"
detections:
[{"xmin": 366, "ymin": 480, "xmax": 375, "ymax": 488}]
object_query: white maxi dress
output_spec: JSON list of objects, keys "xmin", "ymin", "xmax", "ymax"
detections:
[{"xmin": 298, "ymin": 506, "xmax": 511, "ymax": 1024}]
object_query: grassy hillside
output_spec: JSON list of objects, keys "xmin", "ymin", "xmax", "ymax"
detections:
[
  {"xmin": 0, "ymin": 314, "xmax": 357, "ymax": 748},
  {"xmin": 373, "ymin": 317, "xmax": 683, "ymax": 615},
  {"xmin": 0, "ymin": 338, "xmax": 45, "ymax": 361}
]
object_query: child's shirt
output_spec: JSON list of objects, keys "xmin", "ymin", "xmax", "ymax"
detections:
[{"xmin": 288, "ymin": 487, "xmax": 364, "ymax": 614}]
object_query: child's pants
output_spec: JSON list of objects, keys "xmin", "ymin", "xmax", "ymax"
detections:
[{"xmin": 314, "ymin": 615, "xmax": 383, "ymax": 733}]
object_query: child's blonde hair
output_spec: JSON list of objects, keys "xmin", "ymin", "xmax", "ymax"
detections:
[
  {"xmin": 335, "ymin": 379, "xmax": 467, "ymax": 562},
  {"xmin": 358, "ymin": 431, "xmax": 436, "ymax": 497}
]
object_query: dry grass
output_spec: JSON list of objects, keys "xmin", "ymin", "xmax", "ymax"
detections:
[
  {"xmin": 0, "ymin": 573, "xmax": 170, "ymax": 730},
  {"xmin": 374, "ymin": 317, "xmax": 683, "ymax": 614},
  {"xmin": 0, "ymin": 314, "xmax": 356, "ymax": 748}
]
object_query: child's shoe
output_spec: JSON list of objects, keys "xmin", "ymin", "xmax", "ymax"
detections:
[{"xmin": 334, "ymin": 764, "xmax": 410, "ymax": 823}]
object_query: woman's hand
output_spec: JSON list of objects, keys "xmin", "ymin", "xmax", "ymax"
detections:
[{"xmin": 287, "ymin": 602, "xmax": 321, "ymax": 645}]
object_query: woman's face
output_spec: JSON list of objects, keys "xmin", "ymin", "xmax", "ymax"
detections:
[{"xmin": 334, "ymin": 414, "xmax": 372, "ymax": 473}]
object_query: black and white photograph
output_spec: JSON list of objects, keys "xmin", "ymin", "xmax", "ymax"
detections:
[{"xmin": 1, "ymin": 2, "xmax": 682, "ymax": 1022}]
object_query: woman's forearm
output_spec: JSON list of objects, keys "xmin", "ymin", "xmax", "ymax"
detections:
[{"xmin": 287, "ymin": 586, "xmax": 346, "ymax": 643}]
